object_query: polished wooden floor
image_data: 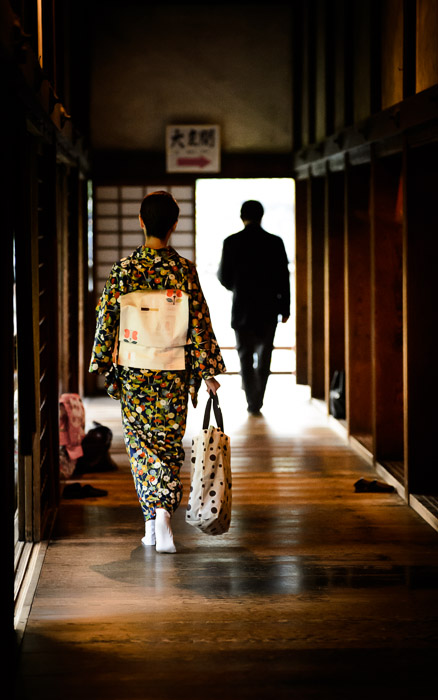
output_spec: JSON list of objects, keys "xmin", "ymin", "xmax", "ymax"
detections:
[{"xmin": 16, "ymin": 376, "xmax": 438, "ymax": 699}]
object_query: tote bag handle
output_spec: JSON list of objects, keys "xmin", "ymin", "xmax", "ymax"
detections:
[{"xmin": 203, "ymin": 391, "xmax": 224, "ymax": 432}]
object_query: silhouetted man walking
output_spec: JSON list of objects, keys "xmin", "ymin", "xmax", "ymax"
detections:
[{"xmin": 218, "ymin": 200, "xmax": 290, "ymax": 415}]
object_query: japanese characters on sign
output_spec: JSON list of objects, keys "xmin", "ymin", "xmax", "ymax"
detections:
[{"xmin": 166, "ymin": 125, "xmax": 221, "ymax": 173}]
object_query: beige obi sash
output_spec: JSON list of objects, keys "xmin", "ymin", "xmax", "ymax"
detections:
[{"xmin": 117, "ymin": 289, "xmax": 189, "ymax": 370}]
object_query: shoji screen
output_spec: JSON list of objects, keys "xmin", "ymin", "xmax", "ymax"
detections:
[{"xmin": 93, "ymin": 184, "xmax": 195, "ymax": 297}]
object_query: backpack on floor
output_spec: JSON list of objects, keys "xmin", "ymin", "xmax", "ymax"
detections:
[{"xmin": 74, "ymin": 422, "xmax": 118, "ymax": 474}]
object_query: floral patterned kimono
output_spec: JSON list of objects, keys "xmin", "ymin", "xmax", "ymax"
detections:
[{"xmin": 89, "ymin": 245, "xmax": 226, "ymax": 521}]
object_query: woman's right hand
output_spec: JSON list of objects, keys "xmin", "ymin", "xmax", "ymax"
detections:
[{"xmin": 204, "ymin": 377, "xmax": 220, "ymax": 395}]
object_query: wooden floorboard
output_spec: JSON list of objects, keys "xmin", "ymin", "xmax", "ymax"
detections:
[{"xmin": 15, "ymin": 376, "xmax": 438, "ymax": 700}]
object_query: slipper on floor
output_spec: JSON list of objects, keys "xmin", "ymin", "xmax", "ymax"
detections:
[
  {"xmin": 354, "ymin": 477, "xmax": 394, "ymax": 493},
  {"xmin": 81, "ymin": 484, "xmax": 108, "ymax": 497},
  {"xmin": 63, "ymin": 483, "xmax": 108, "ymax": 498},
  {"xmin": 63, "ymin": 483, "xmax": 83, "ymax": 499}
]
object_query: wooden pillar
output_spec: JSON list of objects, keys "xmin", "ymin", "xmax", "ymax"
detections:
[
  {"xmin": 57, "ymin": 164, "xmax": 70, "ymax": 394},
  {"xmin": 67, "ymin": 167, "xmax": 80, "ymax": 394},
  {"xmin": 65, "ymin": 169, "xmax": 88, "ymax": 398},
  {"xmin": 16, "ymin": 133, "xmax": 39, "ymax": 541},
  {"xmin": 36, "ymin": 141, "xmax": 60, "ymax": 535},
  {"xmin": 292, "ymin": 0, "xmax": 304, "ymax": 151},
  {"xmin": 370, "ymin": 150, "xmax": 404, "ymax": 484},
  {"xmin": 403, "ymin": 0, "xmax": 416, "ymax": 99},
  {"xmin": 1, "ymin": 92, "xmax": 20, "ymax": 654},
  {"xmin": 345, "ymin": 159, "xmax": 372, "ymax": 448},
  {"xmin": 77, "ymin": 176, "xmax": 88, "ymax": 398},
  {"xmin": 295, "ymin": 178, "xmax": 308, "ymax": 385},
  {"xmin": 403, "ymin": 141, "xmax": 438, "ymax": 494},
  {"xmin": 308, "ymin": 175, "xmax": 325, "ymax": 399},
  {"xmin": 325, "ymin": 168, "xmax": 345, "ymax": 412}
]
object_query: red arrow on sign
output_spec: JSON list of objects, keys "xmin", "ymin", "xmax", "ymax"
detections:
[{"xmin": 177, "ymin": 156, "xmax": 211, "ymax": 168}]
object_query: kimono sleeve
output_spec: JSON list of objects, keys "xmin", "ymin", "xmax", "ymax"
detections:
[
  {"xmin": 188, "ymin": 265, "xmax": 226, "ymax": 382},
  {"xmin": 89, "ymin": 264, "xmax": 123, "ymax": 398}
]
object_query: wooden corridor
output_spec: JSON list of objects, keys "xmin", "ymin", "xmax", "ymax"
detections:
[{"xmin": 15, "ymin": 375, "xmax": 438, "ymax": 700}]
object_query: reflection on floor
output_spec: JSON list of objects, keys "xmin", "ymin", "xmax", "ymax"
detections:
[{"xmin": 16, "ymin": 375, "xmax": 438, "ymax": 699}]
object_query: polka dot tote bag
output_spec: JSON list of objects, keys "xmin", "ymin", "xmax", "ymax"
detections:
[{"xmin": 186, "ymin": 391, "xmax": 232, "ymax": 535}]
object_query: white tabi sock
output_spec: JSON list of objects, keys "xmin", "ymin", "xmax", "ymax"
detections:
[
  {"xmin": 141, "ymin": 519, "xmax": 156, "ymax": 546},
  {"xmin": 155, "ymin": 508, "xmax": 176, "ymax": 553}
]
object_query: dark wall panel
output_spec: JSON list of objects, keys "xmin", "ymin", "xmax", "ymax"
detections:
[
  {"xmin": 371, "ymin": 151, "xmax": 404, "ymax": 472},
  {"xmin": 325, "ymin": 169, "xmax": 345, "ymax": 409},
  {"xmin": 404, "ymin": 143, "xmax": 438, "ymax": 493},
  {"xmin": 308, "ymin": 176, "xmax": 325, "ymax": 399},
  {"xmin": 295, "ymin": 178, "xmax": 309, "ymax": 385},
  {"xmin": 345, "ymin": 160, "xmax": 372, "ymax": 443}
]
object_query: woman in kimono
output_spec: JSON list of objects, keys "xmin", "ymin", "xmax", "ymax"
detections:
[{"xmin": 89, "ymin": 191, "xmax": 226, "ymax": 553}]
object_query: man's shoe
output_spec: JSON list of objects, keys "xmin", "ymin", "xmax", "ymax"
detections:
[{"xmin": 248, "ymin": 407, "xmax": 262, "ymax": 417}]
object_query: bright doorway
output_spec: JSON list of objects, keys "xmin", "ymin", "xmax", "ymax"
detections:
[{"xmin": 195, "ymin": 178, "xmax": 295, "ymax": 374}]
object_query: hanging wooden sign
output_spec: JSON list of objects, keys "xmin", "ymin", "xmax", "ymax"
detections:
[{"xmin": 166, "ymin": 125, "xmax": 221, "ymax": 173}]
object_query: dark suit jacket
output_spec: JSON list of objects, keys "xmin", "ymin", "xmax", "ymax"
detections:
[{"xmin": 217, "ymin": 223, "xmax": 290, "ymax": 330}]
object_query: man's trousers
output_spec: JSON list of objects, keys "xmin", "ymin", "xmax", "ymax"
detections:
[{"xmin": 235, "ymin": 323, "xmax": 277, "ymax": 414}]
